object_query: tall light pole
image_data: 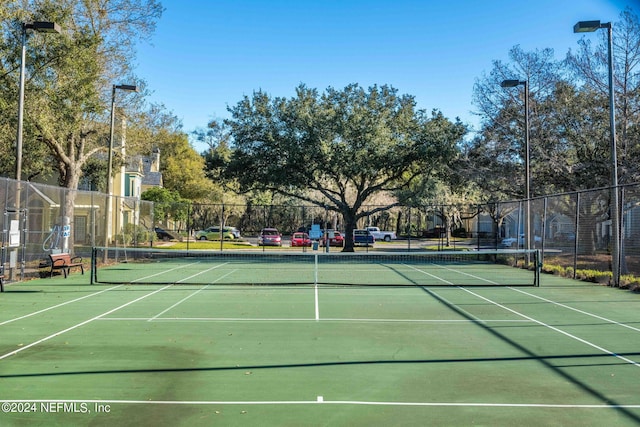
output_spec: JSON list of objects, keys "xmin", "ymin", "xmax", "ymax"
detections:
[
  {"xmin": 16, "ymin": 21, "xmax": 61, "ymax": 182},
  {"xmin": 105, "ymin": 84, "xmax": 138, "ymax": 246},
  {"xmin": 12, "ymin": 21, "xmax": 60, "ymax": 281},
  {"xmin": 501, "ymin": 79, "xmax": 531, "ymax": 255},
  {"xmin": 574, "ymin": 20, "xmax": 620, "ymax": 286}
]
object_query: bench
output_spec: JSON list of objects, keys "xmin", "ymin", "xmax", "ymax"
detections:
[{"xmin": 49, "ymin": 253, "xmax": 84, "ymax": 278}]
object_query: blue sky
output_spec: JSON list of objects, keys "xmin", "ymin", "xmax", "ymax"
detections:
[{"xmin": 134, "ymin": 0, "xmax": 634, "ymax": 152}]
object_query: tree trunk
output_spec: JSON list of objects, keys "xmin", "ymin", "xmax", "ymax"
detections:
[
  {"xmin": 342, "ymin": 210, "xmax": 357, "ymax": 252},
  {"xmin": 61, "ymin": 169, "xmax": 80, "ymax": 254}
]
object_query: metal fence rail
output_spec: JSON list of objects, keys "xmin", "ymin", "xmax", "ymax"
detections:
[
  {"xmin": 0, "ymin": 177, "xmax": 153, "ymax": 281},
  {"xmin": 1, "ymin": 175, "xmax": 637, "ymax": 285},
  {"xmin": 121, "ymin": 185, "xmax": 640, "ymax": 284}
]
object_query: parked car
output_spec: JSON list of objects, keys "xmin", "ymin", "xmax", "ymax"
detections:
[
  {"xmin": 452, "ymin": 227, "xmax": 467, "ymax": 238},
  {"xmin": 354, "ymin": 229, "xmax": 375, "ymax": 246},
  {"xmin": 365, "ymin": 226, "xmax": 396, "ymax": 242},
  {"xmin": 290, "ymin": 232, "xmax": 312, "ymax": 247},
  {"xmin": 500, "ymin": 234, "xmax": 542, "ymax": 248},
  {"xmin": 195, "ymin": 226, "xmax": 240, "ymax": 241},
  {"xmin": 554, "ymin": 231, "xmax": 576, "ymax": 242},
  {"xmin": 500, "ymin": 236, "xmax": 520, "ymax": 248},
  {"xmin": 319, "ymin": 230, "xmax": 345, "ymax": 247},
  {"xmin": 258, "ymin": 228, "xmax": 282, "ymax": 246},
  {"xmin": 154, "ymin": 227, "xmax": 174, "ymax": 241},
  {"xmin": 422, "ymin": 227, "xmax": 446, "ymax": 238}
]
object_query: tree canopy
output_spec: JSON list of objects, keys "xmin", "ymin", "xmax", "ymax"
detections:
[
  {"xmin": 224, "ymin": 83, "xmax": 466, "ymax": 249},
  {"xmin": 0, "ymin": 0, "xmax": 163, "ymax": 187},
  {"xmin": 468, "ymin": 8, "xmax": 640, "ymax": 203}
]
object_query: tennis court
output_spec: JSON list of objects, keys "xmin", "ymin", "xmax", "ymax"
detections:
[{"xmin": 1, "ymin": 250, "xmax": 639, "ymax": 426}]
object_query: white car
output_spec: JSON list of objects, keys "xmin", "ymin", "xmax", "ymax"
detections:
[
  {"xmin": 195, "ymin": 226, "xmax": 241, "ymax": 240},
  {"xmin": 500, "ymin": 236, "xmax": 520, "ymax": 248},
  {"xmin": 500, "ymin": 234, "xmax": 541, "ymax": 248}
]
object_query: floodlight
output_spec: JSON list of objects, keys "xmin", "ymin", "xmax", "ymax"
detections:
[{"xmin": 573, "ymin": 20, "xmax": 602, "ymax": 33}]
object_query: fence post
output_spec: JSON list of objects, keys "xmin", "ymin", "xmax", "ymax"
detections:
[
  {"xmin": 541, "ymin": 196, "xmax": 547, "ymax": 264},
  {"xmin": 619, "ymin": 187, "xmax": 627, "ymax": 276},
  {"xmin": 573, "ymin": 192, "xmax": 580, "ymax": 279},
  {"xmin": 476, "ymin": 204, "xmax": 481, "ymax": 251}
]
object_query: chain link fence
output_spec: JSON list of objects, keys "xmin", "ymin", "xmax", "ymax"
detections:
[
  {"xmin": 0, "ymin": 177, "xmax": 153, "ymax": 281},
  {"xmin": 160, "ymin": 186, "xmax": 639, "ymax": 285},
  {"xmin": 1, "ymin": 175, "xmax": 637, "ymax": 285},
  {"xmin": 475, "ymin": 185, "xmax": 638, "ymax": 284}
]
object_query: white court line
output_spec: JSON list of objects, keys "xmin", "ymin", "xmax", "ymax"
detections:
[
  {"xmin": 404, "ymin": 262, "xmax": 503, "ymax": 286},
  {"xmin": 315, "ymin": 284, "xmax": 320, "ymax": 321},
  {"xmin": 98, "ymin": 316, "xmax": 531, "ymax": 323},
  {"xmin": 320, "ymin": 400, "xmax": 640, "ymax": 409},
  {"xmin": 148, "ymin": 285, "xmax": 212, "ymax": 321},
  {"xmin": 1, "ymin": 398, "xmax": 638, "ymax": 409},
  {"xmin": 403, "ymin": 264, "xmax": 454, "ymax": 285},
  {"xmin": 402, "ymin": 265, "xmax": 490, "ymax": 323},
  {"xmin": 148, "ymin": 269, "xmax": 237, "ymax": 321},
  {"xmin": 435, "ymin": 264, "xmax": 498, "ymax": 285},
  {"xmin": 0, "ymin": 285, "xmax": 122, "ymax": 326},
  {"xmin": 175, "ymin": 263, "xmax": 229, "ymax": 283},
  {"xmin": 510, "ymin": 287, "xmax": 640, "ymax": 333},
  {"xmin": 131, "ymin": 262, "xmax": 202, "ymax": 282},
  {"xmin": 420, "ymin": 285, "xmax": 484, "ymax": 323},
  {"xmin": 461, "ymin": 287, "xmax": 640, "ymax": 368},
  {"xmin": 0, "ymin": 285, "xmax": 173, "ymax": 361}
]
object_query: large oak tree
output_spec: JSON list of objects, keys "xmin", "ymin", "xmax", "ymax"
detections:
[{"xmin": 224, "ymin": 83, "xmax": 466, "ymax": 250}]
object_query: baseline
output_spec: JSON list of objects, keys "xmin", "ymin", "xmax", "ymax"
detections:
[{"xmin": 1, "ymin": 398, "xmax": 638, "ymax": 409}]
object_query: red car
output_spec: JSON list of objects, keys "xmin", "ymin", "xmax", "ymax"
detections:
[
  {"xmin": 258, "ymin": 228, "xmax": 282, "ymax": 246},
  {"xmin": 320, "ymin": 230, "xmax": 345, "ymax": 247},
  {"xmin": 290, "ymin": 232, "xmax": 312, "ymax": 247}
]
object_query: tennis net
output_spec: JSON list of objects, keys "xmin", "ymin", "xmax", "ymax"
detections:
[{"xmin": 91, "ymin": 247, "xmax": 540, "ymax": 287}]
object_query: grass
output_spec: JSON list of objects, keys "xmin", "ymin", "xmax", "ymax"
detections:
[{"xmin": 156, "ymin": 240, "xmax": 254, "ymax": 250}]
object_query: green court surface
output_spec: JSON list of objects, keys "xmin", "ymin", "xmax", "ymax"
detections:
[{"xmin": 0, "ymin": 271, "xmax": 639, "ymax": 426}]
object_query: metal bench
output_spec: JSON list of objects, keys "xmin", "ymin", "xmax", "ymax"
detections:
[{"xmin": 49, "ymin": 253, "xmax": 84, "ymax": 278}]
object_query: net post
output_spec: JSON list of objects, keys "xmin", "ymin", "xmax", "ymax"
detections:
[
  {"xmin": 90, "ymin": 247, "xmax": 96, "ymax": 285},
  {"xmin": 534, "ymin": 249, "xmax": 541, "ymax": 287},
  {"xmin": 314, "ymin": 253, "xmax": 318, "ymax": 285}
]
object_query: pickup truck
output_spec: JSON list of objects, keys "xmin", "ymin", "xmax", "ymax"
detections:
[
  {"xmin": 353, "ymin": 229, "xmax": 375, "ymax": 246},
  {"xmin": 365, "ymin": 226, "xmax": 396, "ymax": 242}
]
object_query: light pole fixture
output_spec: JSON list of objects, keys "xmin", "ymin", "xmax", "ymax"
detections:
[
  {"xmin": 105, "ymin": 84, "xmax": 138, "ymax": 245},
  {"xmin": 11, "ymin": 21, "xmax": 60, "ymax": 281},
  {"xmin": 16, "ymin": 21, "xmax": 61, "ymax": 182},
  {"xmin": 501, "ymin": 79, "xmax": 531, "ymax": 254},
  {"xmin": 574, "ymin": 20, "xmax": 620, "ymax": 286}
]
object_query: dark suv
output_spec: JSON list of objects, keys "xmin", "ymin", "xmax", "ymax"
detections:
[{"xmin": 154, "ymin": 227, "xmax": 174, "ymax": 241}]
